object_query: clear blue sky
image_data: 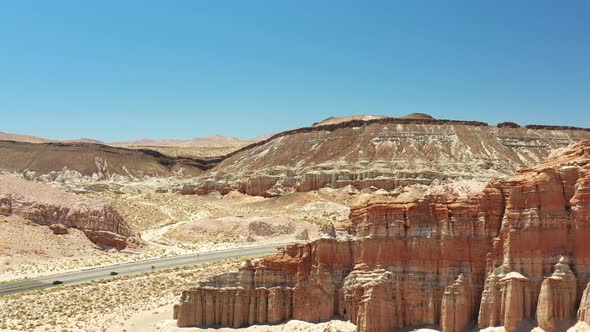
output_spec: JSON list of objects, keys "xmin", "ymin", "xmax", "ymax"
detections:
[{"xmin": 1, "ymin": 1, "xmax": 589, "ymax": 141}]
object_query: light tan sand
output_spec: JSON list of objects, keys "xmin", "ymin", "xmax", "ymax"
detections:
[{"xmin": 111, "ymin": 304, "xmax": 357, "ymax": 332}]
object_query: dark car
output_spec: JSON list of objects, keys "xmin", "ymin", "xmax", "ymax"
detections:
[
  {"xmin": 110, "ymin": 271, "xmax": 118, "ymax": 276},
  {"xmin": 52, "ymin": 280, "xmax": 63, "ymax": 285}
]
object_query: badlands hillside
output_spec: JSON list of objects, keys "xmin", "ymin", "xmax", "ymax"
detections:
[
  {"xmin": 0, "ymin": 175, "xmax": 133, "ymax": 249},
  {"xmin": 185, "ymin": 113, "xmax": 590, "ymax": 196},
  {"xmin": 0, "ymin": 140, "xmax": 213, "ymax": 180},
  {"xmin": 2, "ymin": 114, "xmax": 590, "ymax": 195},
  {"xmin": 174, "ymin": 140, "xmax": 590, "ymax": 332},
  {"xmin": 0, "ymin": 133, "xmax": 263, "ymax": 181},
  {"xmin": 1, "ymin": 114, "xmax": 590, "ymax": 332}
]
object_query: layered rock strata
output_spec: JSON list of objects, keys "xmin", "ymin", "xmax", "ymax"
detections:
[
  {"xmin": 185, "ymin": 115, "xmax": 590, "ymax": 196},
  {"xmin": 175, "ymin": 141, "xmax": 590, "ymax": 331},
  {"xmin": 0, "ymin": 175, "xmax": 133, "ymax": 249},
  {"xmin": 0, "ymin": 140, "xmax": 211, "ymax": 181}
]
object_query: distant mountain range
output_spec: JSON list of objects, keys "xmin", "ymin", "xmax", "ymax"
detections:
[
  {"xmin": 110, "ymin": 134, "xmax": 270, "ymax": 148},
  {"xmin": 0, "ymin": 131, "xmax": 267, "ymax": 148},
  {"xmin": 3, "ymin": 113, "xmax": 590, "ymax": 188}
]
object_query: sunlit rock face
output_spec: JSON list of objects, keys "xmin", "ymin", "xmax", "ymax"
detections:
[
  {"xmin": 0, "ymin": 174, "xmax": 133, "ymax": 249},
  {"xmin": 186, "ymin": 116, "xmax": 590, "ymax": 196},
  {"xmin": 174, "ymin": 141, "xmax": 590, "ymax": 331}
]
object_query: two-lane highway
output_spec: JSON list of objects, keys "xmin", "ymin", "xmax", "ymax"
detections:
[{"xmin": 0, "ymin": 243, "xmax": 290, "ymax": 296}]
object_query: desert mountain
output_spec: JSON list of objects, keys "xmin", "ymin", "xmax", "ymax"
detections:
[
  {"xmin": 312, "ymin": 114, "xmax": 390, "ymax": 127},
  {"xmin": 110, "ymin": 134, "xmax": 264, "ymax": 148},
  {"xmin": 0, "ymin": 131, "xmax": 50, "ymax": 144},
  {"xmin": 0, "ymin": 131, "xmax": 260, "ymax": 148},
  {"xmin": 0, "ymin": 130, "xmax": 263, "ymax": 180},
  {"xmin": 0, "ymin": 140, "xmax": 215, "ymax": 180},
  {"xmin": 0, "ymin": 131, "xmax": 105, "ymax": 144},
  {"xmin": 2, "ymin": 114, "xmax": 590, "ymax": 192},
  {"xmin": 109, "ymin": 134, "xmax": 268, "ymax": 159},
  {"xmin": 311, "ymin": 113, "xmax": 433, "ymax": 127},
  {"xmin": 174, "ymin": 140, "xmax": 590, "ymax": 332},
  {"xmin": 73, "ymin": 138, "xmax": 104, "ymax": 144},
  {"xmin": 187, "ymin": 113, "xmax": 590, "ymax": 196}
]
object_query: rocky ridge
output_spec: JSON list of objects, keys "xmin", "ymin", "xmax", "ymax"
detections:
[
  {"xmin": 110, "ymin": 134, "xmax": 263, "ymax": 148},
  {"xmin": 174, "ymin": 141, "xmax": 590, "ymax": 331},
  {"xmin": 0, "ymin": 140, "xmax": 217, "ymax": 182},
  {"xmin": 109, "ymin": 134, "xmax": 268, "ymax": 159},
  {"xmin": 0, "ymin": 175, "xmax": 134, "ymax": 249},
  {"xmin": 184, "ymin": 114, "xmax": 590, "ymax": 197}
]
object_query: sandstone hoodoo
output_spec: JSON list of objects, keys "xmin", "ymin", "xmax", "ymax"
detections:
[
  {"xmin": 186, "ymin": 114, "xmax": 590, "ymax": 196},
  {"xmin": 0, "ymin": 175, "xmax": 134, "ymax": 249},
  {"xmin": 174, "ymin": 141, "xmax": 590, "ymax": 331}
]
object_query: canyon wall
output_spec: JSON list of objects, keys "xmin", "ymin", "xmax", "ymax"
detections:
[
  {"xmin": 0, "ymin": 175, "xmax": 133, "ymax": 249},
  {"xmin": 175, "ymin": 141, "xmax": 590, "ymax": 331}
]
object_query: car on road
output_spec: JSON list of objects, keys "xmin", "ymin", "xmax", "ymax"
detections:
[
  {"xmin": 110, "ymin": 271, "xmax": 118, "ymax": 276},
  {"xmin": 52, "ymin": 280, "xmax": 63, "ymax": 285}
]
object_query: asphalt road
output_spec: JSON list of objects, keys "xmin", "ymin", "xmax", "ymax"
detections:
[{"xmin": 0, "ymin": 243, "xmax": 289, "ymax": 296}]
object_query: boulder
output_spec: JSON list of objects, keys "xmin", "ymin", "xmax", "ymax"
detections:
[{"xmin": 49, "ymin": 223, "xmax": 68, "ymax": 235}]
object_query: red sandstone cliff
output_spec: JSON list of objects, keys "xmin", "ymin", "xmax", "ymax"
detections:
[
  {"xmin": 174, "ymin": 141, "xmax": 590, "ymax": 331},
  {"xmin": 0, "ymin": 175, "xmax": 134, "ymax": 249}
]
